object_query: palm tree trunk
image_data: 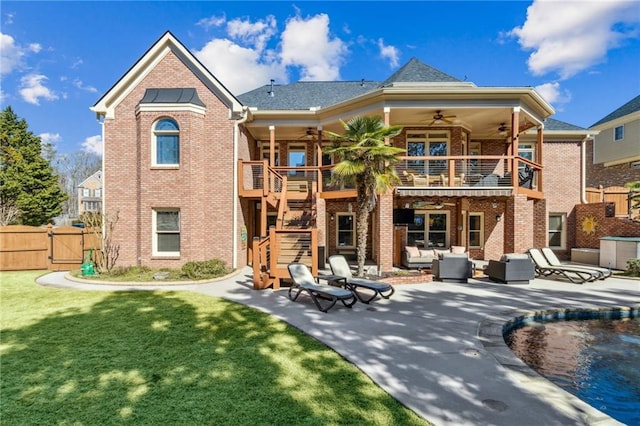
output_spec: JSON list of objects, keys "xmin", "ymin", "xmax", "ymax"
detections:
[{"xmin": 356, "ymin": 186, "xmax": 369, "ymax": 276}]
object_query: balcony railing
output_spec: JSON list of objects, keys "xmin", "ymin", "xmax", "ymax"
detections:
[{"xmin": 239, "ymin": 156, "xmax": 542, "ymax": 198}]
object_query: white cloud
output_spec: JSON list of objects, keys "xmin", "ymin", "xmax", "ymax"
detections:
[
  {"xmin": 197, "ymin": 14, "xmax": 227, "ymax": 30},
  {"xmin": 73, "ymin": 78, "xmax": 98, "ymax": 93},
  {"xmin": 0, "ymin": 32, "xmax": 24, "ymax": 74},
  {"xmin": 280, "ymin": 14, "xmax": 348, "ymax": 81},
  {"xmin": 535, "ymin": 81, "xmax": 571, "ymax": 108},
  {"xmin": 510, "ymin": 0, "xmax": 640, "ymax": 79},
  {"xmin": 82, "ymin": 135, "xmax": 102, "ymax": 155},
  {"xmin": 194, "ymin": 12, "xmax": 349, "ymax": 93},
  {"xmin": 377, "ymin": 38, "xmax": 400, "ymax": 68},
  {"xmin": 19, "ymin": 73, "xmax": 58, "ymax": 105},
  {"xmin": 226, "ymin": 15, "xmax": 277, "ymax": 52},
  {"xmin": 194, "ymin": 38, "xmax": 287, "ymax": 94},
  {"xmin": 39, "ymin": 132, "xmax": 62, "ymax": 145},
  {"xmin": 28, "ymin": 43, "xmax": 41, "ymax": 53}
]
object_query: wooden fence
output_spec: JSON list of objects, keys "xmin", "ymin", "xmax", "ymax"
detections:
[
  {"xmin": 0, "ymin": 224, "xmax": 101, "ymax": 271},
  {"xmin": 585, "ymin": 186, "xmax": 632, "ymax": 217}
]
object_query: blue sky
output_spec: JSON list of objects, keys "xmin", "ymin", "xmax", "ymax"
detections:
[{"xmin": 1, "ymin": 1, "xmax": 639, "ymax": 154}]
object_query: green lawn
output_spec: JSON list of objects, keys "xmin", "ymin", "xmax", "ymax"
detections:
[{"xmin": 1, "ymin": 271, "xmax": 429, "ymax": 425}]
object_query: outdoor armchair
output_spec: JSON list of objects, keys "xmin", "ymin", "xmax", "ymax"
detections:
[
  {"xmin": 432, "ymin": 253, "xmax": 473, "ymax": 283},
  {"xmin": 486, "ymin": 253, "xmax": 535, "ymax": 284},
  {"xmin": 287, "ymin": 263, "xmax": 357, "ymax": 313},
  {"xmin": 328, "ymin": 255, "xmax": 395, "ymax": 303}
]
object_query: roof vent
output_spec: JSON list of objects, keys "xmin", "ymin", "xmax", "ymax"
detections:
[{"xmin": 268, "ymin": 79, "xmax": 275, "ymax": 97}]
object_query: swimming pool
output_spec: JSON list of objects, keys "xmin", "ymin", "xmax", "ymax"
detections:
[{"xmin": 504, "ymin": 309, "xmax": 639, "ymax": 425}]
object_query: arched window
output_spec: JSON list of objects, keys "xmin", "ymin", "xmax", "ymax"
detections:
[{"xmin": 153, "ymin": 118, "xmax": 179, "ymax": 165}]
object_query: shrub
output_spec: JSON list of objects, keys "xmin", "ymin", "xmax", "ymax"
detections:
[
  {"xmin": 626, "ymin": 258, "xmax": 640, "ymax": 277},
  {"xmin": 181, "ymin": 259, "xmax": 230, "ymax": 280}
]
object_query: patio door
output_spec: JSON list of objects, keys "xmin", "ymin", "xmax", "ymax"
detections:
[{"xmin": 407, "ymin": 211, "xmax": 449, "ymax": 248}]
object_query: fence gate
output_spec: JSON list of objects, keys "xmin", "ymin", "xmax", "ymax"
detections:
[{"xmin": 49, "ymin": 226, "xmax": 85, "ymax": 271}]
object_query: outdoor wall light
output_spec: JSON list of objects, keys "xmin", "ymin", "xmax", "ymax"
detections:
[
  {"xmin": 330, "ymin": 214, "xmax": 334, "ymax": 221},
  {"xmin": 492, "ymin": 201, "xmax": 498, "ymax": 209},
  {"xmin": 496, "ymin": 215, "xmax": 502, "ymax": 222}
]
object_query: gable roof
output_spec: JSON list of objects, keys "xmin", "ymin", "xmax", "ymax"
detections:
[
  {"xmin": 78, "ymin": 170, "xmax": 102, "ymax": 188},
  {"xmin": 91, "ymin": 31, "xmax": 242, "ymax": 119},
  {"xmin": 590, "ymin": 94, "xmax": 640, "ymax": 127},
  {"xmin": 378, "ymin": 57, "xmax": 463, "ymax": 87}
]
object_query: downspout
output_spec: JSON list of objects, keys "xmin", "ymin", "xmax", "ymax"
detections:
[
  {"xmin": 232, "ymin": 107, "xmax": 249, "ymax": 269},
  {"xmin": 580, "ymin": 135, "xmax": 591, "ymax": 204}
]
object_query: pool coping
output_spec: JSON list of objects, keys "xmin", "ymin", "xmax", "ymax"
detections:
[{"xmin": 478, "ymin": 305, "xmax": 639, "ymax": 426}]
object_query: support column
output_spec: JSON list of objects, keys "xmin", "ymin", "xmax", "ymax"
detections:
[
  {"xmin": 375, "ymin": 193, "xmax": 394, "ymax": 272},
  {"xmin": 269, "ymin": 125, "xmax": 275, "ymax": 166},
  {"xmin": 505, "ymin": 194, "xmax": 534, "ymax": 254}
]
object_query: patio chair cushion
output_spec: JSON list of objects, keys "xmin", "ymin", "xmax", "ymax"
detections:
[{"xmin": 328, "ymin": 255, "xmax": 395, "ymax": 303}]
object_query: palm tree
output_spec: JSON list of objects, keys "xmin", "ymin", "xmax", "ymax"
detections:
[
  {"xmin": 624, "ymin": 180, "xmax": 640, "ymax": 221},
  {"xmin": 325, "ymin": 116, "xmax": 404, "ymax": 276}
]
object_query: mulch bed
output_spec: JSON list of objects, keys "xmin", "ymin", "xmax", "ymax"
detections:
[{"xmin": 364, "ymin": 270, "xmax": 433, "ymax": 285}]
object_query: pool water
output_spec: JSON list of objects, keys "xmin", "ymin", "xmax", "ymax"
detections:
[{"xmin": 505, "ymin": 315, "xmax": 640, "ymax": 425}]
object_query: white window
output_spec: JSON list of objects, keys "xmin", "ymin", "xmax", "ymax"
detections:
[
  {"xmin": 153, "ymin": 209, "xmax": 180, "ymax": 256},
  {"xmin": 407, "ymin": 132, "xmax": 450, "ymax": 175},
  {"xmin": 468, "ymin": 142, "xmax": 481, "ymax": 175},
  {"xmin": 152, "ymin": 118, "xmax": 180, "ymax": 166},
  {"xmin": 548, "ymin": 213, "xmax": 566, "ymax": 249},
  {"xmin": 518, "ymin": 143, "xmax": 536, "ymax": 163},
  {"xmin": 614, "ymin": 125, "xmax": 624, "ymax": 141},
  {"xmin": 336, "ymin": 213, "xmax": 355, "ymax": 248},
  {"xmin": 82, "ymin": 188, "xmax": 90, "ymax": 197},
  {"xmin": 468, "ymin": 213, "xmax": 484, "ymax": 248},
  {"xmin": 408, "ymin": 211, "xmax": 449, "ymax": 248},
  {"xmin": 94, "ymin": 189, "xmax": 101, "ymax": 197}
]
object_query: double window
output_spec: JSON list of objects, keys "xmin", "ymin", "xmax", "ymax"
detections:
[
  {"xmin": 407, "ymin": 132, "xmax": 449, "ymax": 175},
  {"xmin": 153, "ymin": 118, "xmax": 180, "ymax": 166},
  {"xmin": 408, "ymin": 211, "xmax": 449, "ymax": 248},
  {"xmin": 153, "ymin": 209, "xmax": 180, "ymax": 256}
]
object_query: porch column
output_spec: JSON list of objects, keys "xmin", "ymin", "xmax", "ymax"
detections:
[
  {"xmin": 316, "ymin": 126, "xmax": 323, "ymax": 192},
  {"xmin": 383, "ymin": 107, "xmax": 391, "ymax": 144},
  {"xmin": 536, "ymin": 126, "xmax": 543, "ymax": 192},
  {"xmin": 510, "ymin": 107, "xmax": 520, "ymax": 180},
  {"xmin": 375, "ymin": 193, "xmax": 394, "ymax": 272},
  {"xmin": 269, "ymin": 125, "xmax": 275, "ymax": 166}
]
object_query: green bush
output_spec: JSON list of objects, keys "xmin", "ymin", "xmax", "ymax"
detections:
[
  {"xmin": 626, "ymin": 258, "xmax": 640, "ymax": 277},
  {"xmin": 181, "ymin": 259, "xmax": 230, "ymax": 280}
]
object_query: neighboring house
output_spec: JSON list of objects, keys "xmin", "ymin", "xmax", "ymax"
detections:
[
  {"xmin": 77, "ymin": 170, "xmax": 102, "ymax": 215},
  {"xmin": 588, "ymin": 94, "xmax": 640, "ymax": 187},
  {"xmin": 91, "ymin": 31, "xmax": 594, "ymax": 283}
]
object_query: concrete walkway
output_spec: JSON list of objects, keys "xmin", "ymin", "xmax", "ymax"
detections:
[{"xmin": 38, "ymin": 270, "xmax": 639, "ymax": 426}]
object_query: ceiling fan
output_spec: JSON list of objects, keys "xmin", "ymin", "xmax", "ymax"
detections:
[
  {"xmin": 298, "ymin": 127, "xmax": 317, "ymax": 140},
  {"xmin": 496, "ymin": 123, "xmax": 510, "ymax": 137},
  {"xmin": 426, "ymin": 110, "xmax": 457, "ymax": 125},
  {"xmin": 412, "ymin": 200, "xmax": 456, "ymax": 209}
]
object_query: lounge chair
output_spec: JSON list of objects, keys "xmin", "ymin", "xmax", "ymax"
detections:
[
  {"xmin": 287, "ymin": 263, "xmax": 357, "ymax": 313},
  {"xmin": 527, "ymin": 248, "xmax": 600, "ymax": 284},
  {"xmin": 328, "ymin": 255, "xmax": 395, "ymax": 303},
  {"xmin": 540, "ymin": 247, "xmax": 611, "ymax": 280}
]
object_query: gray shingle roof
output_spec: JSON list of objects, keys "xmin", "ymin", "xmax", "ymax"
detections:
[
  {"xmin": 237, "ymin": 80, "xmax": 379, "ymax": 110},
  {"xmin": 140, "ymin": 88, "xmax": 205, "ymax": 106},
  {"xmin": 379, "ymin": 57, "xmax": 461, "ymax": 86},
  {"xmin": 237, "ymin": 57, "xmax": 462, "ymax": 110},
  {"xmin": 590, "ymin": 94, "xmax": 640, "ymax": 127},
  {"xmin": 543, "ymin": 117, "xmax": 586, "ymax": 131}
]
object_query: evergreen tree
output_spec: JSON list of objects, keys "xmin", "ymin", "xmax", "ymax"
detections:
[{"xmin": 0, "ymin": 106, "xmax": 67, "ymax": 225}]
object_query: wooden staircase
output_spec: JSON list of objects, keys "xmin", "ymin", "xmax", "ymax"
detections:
[{"xmin": 253, "ymin": 173, "xmax": 319, "ymax": 290}]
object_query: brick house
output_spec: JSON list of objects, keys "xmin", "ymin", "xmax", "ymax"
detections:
[{"xmin": 91, "ymin": 31, "xmax": 595, "ymax": 285}]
